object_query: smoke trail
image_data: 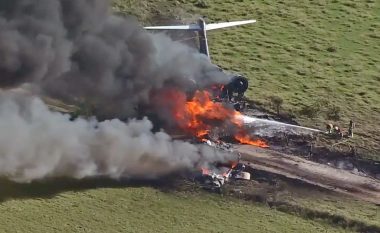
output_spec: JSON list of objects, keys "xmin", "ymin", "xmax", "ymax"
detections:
[{"xmin": 0, "ymin": 91, "xmax": 228, "ymax": 183}]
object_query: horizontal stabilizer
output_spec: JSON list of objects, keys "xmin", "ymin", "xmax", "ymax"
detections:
[
  {"xmin": 144, "ymin": 19, "xmax": 256, "ymax": 31},
  {"xmin": 144, "ymin": 24, "xmax": 201, "ymax": 30},
  {"xmin": 206, "ymin": 20, "xmax": 256, "ymax": 30}
]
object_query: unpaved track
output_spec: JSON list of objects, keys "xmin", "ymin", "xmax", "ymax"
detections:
[{"xmin": 236, "ymin": 145, "xmax": 380, "ymax": 204}]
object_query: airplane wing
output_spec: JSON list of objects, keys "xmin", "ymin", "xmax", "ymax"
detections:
[
  {"xmin": 144, "ymin": 24, "xmax": 201, "ymax": 30},
  {"xmin": 206, "ymin": 20, "xmax": 256, "ymax": 31}
]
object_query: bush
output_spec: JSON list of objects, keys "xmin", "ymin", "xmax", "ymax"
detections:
[
  {"xmin": 299, "ymin": 103, "xmax": 321, "ymax": 119},
  {"xmin": 326, "ymin": 105, "xmax": 341, "ymax": 120},
  {"xmin": 327, "ymin": 46, "xmax": 337, "ymax": 52},
  {"xmin": 269, "ymin": 96, "xmax": 284, "ymax": 115},
  {"xmin": 194, "ymin": 0, "xmax": 209, "ymax": 8}
]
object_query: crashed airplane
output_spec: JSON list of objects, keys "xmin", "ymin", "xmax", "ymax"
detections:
[
  {"xmin": 145, "ymin": 18, "xmax": 255, "ymax": 106},
  {"xmin": 144, "ymin": 19, "xmax": 262, "ymax": 190},
  {"xmin": 144, "ymin": 18, "xmax": 325, "ymax": 191}
]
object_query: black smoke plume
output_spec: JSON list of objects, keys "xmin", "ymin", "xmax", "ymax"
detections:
[
  {"xmin": 0, "ymin": 0, "xmax": 228, "ymax": 117},
  {"xmin": 0, "ymin": 0, "xmax": 231, "ymax": 182}
]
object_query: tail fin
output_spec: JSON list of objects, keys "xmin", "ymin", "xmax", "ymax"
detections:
[{"xmin": 144, "ymin": 18, "xmax": 256, "ymax": 58}]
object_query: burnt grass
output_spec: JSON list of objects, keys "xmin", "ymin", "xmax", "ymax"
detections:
[
  {"xmin": 262, "ymin": 133, "xmax": 380, "ymax": 179},
  {"xmin": 169, "ymin": 169, "xmax": 380, "ymax": 233},
  {"xmin": 240, "ymin": 101, "xmax": 380, "ymax": 180}
]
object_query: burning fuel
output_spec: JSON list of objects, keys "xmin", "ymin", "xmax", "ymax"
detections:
[
  {"xmin": 234, "ymin": 133, "xmax": 269, "ymax": 148},
  {"xmin": 157, "ymin": 89, "xmax": 268, "ymax": 147},
  {"xmin": 171, "ymin": 90, "xmax": 236, "ymax": 137}
]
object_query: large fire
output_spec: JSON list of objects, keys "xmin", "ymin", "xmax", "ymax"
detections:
[{"xmin": 163, "ymin": 89, "xmax": 268, "ymax": 148}]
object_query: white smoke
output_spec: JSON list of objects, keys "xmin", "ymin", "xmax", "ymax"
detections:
[{"xmin": 0, "ymin": 91, "xmax": 227, "ymax": 183}]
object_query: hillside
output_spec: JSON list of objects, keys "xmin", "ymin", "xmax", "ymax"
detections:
[{"xmin": 114, "ymin": 0, "xmax": 380, "ymax": 160}]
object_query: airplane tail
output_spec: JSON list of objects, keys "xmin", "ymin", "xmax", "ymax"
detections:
[
  {"xmin": 144, "ymin": 19, "xmax": 256, "ymax": 58},
  {"xmin": 144, "ymin": 19, "xmax": 256, "ymax": 31}
]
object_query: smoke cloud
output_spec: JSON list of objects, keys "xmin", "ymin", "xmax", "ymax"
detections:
[
  {"xmin": 0, "ymin": 91, "xmax": 229, "ymax": 183},
  {"xmin": 0, "ymin": 0, "xmax": 229, "ymax": 117},
  {"xmin": 0, "ymin": 0, "xmax": 231, "ymax": 182}
]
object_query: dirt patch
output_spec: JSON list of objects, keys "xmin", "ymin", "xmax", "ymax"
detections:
[{"xmin": 236, "ymin": 145, "xmax": 380, "ymax": 205}]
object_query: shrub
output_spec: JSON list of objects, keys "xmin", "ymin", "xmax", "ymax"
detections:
[
  {"xmin": 269, "ymin": 96, "xmax": 284, "ymax": 115},
  {"xmin": 326, "ymin": 105, "xmax": 341, "ymax": 120},
  {"xmin": 327, "ymin": 46, "xmax": 337, "ymax": 52},
  {"xmin": 194, "ymin": 0, "xmax": 209, "ymax": 8},
  {"xmin": 300, "ymin": 103, "xmax": 321, "ymax": 119}
]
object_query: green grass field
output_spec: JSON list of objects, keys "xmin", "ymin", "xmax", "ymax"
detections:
[
  {"xmin": 115, "ymin": 0, "xmax": 380, "ymax": 160},
  {"xmin": 2, "ymin": 179, "xmax": 380, "ymax": 233},
  {"xmin": 0, "ymin": 188, "xmax": 344, "ymax": 233}
]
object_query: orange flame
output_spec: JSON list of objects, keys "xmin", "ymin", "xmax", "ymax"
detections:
[
  {"xmin": 230, "ymin": 161, "xmax": 238, "ymax": 169},
  {"xmin": 234, "ymin": 133, "xmax": 269, "ymax": 148},
  {"xmin": 172, "ymin": 90, "xmax": 236, "ymax": 138},
  {"xmin": 155, "ymin": 89, "xmax": 268, "ymax": 148}
]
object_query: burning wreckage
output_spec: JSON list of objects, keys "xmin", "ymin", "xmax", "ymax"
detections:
[
  {"xmin": 149, "ymin": 74, "xmax": 269, "ymax": 191},
  {"xmin": 0, "ymin": 0, "xmax": 274, "ymax": 184},
  {"xmin": 2, "ymin": 1, "xmax": 379, "ymax": 203},
  {"xmin": 144, "ymin": 19, "xmax": 272, "ymax": 190},
  {"xmin": 197, "ymin": 152, "xmax": 251, "ymax": 192},
  {"xmin": 145, "ymin": 18, "xmax": 330, "ymax": 191}
]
